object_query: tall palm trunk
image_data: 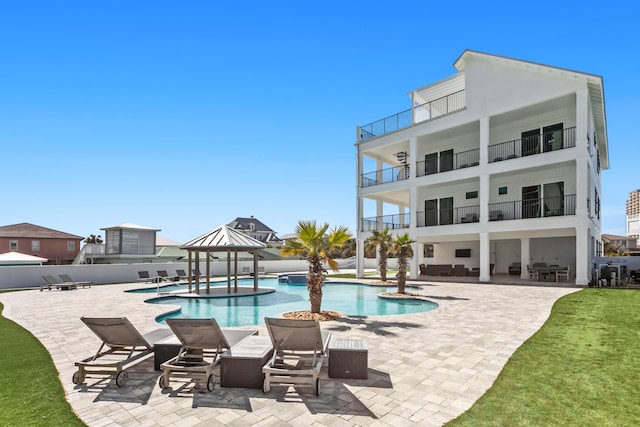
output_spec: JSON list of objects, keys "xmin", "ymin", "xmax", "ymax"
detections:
[{"xmin": 308, "ymin": 258, "xmax": 324, "ymax": 313}]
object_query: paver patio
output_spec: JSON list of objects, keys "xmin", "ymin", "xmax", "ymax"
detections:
[{"xmin": 0, "ymin": 280, "xmax": 578, "ymax": 426}]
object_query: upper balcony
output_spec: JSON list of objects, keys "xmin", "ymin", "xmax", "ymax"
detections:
[
  {"xmin": 358, "ymin": 89, "xmax": 466, "ymax": 142},
  {"xmin": 359, "ymin": 126, "xmax": 576, "ymax": 189}
]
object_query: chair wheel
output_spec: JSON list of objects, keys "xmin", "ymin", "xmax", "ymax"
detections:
[
  {"xmin": 72, "ymin": 371, "xmax": 81, "ymax": 385},
  {"xmin": 207, "ymin": 375, "xmax": 215, "ymax": 392},
  {"xmin": 115, "ymin": 371, "xmax": 128, "ymax": 387},
  {"xmin": 158, "ymin": 376, "xmax": 166, "ymax": 389}
]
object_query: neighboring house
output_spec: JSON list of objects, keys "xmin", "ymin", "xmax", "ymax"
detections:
[
  {"xmin": 0, "ymin": 223, "xmax": 83, "ymax": 265},
  {"xmin": 602, "ymin": 233, "xmax": 639, "ymax": 256},
  {"xmin": 227, "ymin": 216, "xmax": 282, "ymax": 247},
  {"xmin": 75, "ymin": 223, "xmax": 161, "ymax": 264},
  {"xmin": 355, "ymin": 50, "xmax": 608, "ymax": 286}
]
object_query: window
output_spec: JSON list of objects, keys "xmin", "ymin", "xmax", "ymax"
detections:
[
  {"xmin": 31, "ymin": 240, "xmax": 40, "ymax": 251},
  {"xmin": 67, "ymin": 241, "xmax": 76, "ymax": 251},
  {"xmin": 466, "ymin": 191, "xmax": 478, "ymax": 199},
  {"xmin": 423, "ymin": 244, "xmax": 434, "ymax": 258},
  {"xmin": 10, "ymin": 240, "xmax": 18, "ymax": 251},
  {"xmin": 498, "ymin": 187, "xmax": 508, "ymax": 195}
]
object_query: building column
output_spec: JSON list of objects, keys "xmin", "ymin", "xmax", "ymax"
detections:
[
  {"xmin": 520, "ymin": 237, "xmax": 530, "ymax": 279},
  {"xmin": 575, "ymin": 226, "xmax": 589, "ymax": 286},
  {"xmin": 479, "ymin": 232, "xmax": 490, "ymax": 282},
  {"xmin": 479, "ymin": 116, "xmax": 490, "ymax": 164},
  {"xmin": 575, "ymin": 88, "xmax": 589, "ymax": 148},
  {"xmin": 356, "ymin": 238, "xmax": 365, "ymax": 279},
  {"xmin": 410, "ymin": 240, "xmax": 420, "ymax": 279},
  {"xmin": 479, "ymin": 174, "xmax": 490, "ymax": 222},
  {"xmin": 576, "ymin": 157, "xmax": 589, "ymax": 217}
]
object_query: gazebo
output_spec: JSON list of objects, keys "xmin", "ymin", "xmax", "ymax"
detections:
[{"xmin": 180, "ymin": 225, "xmax": 267, "ymax": 295}]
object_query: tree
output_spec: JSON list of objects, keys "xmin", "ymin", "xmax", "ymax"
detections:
[
  {"xmin": 365, "ymin": 229, "xmax": 393, "ymax": 282},
  {"xmin": 391, "ymin": 233, "xmax": 415, "ymax": 294},
  {"xmin": 280, "ymin": 220, "xmax": 352, "ymax": 313},
  {"xmin": 84, "ymin": 234, "xmax": 103, "ymax": 244}
]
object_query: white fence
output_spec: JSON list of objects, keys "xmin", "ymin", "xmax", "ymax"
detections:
[{"xmin": 0, "ymin": 258, "xmax": 383, "ymax": 290}]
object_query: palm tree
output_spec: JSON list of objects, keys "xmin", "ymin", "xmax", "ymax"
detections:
[
  {"xmin": 391, "ymin": 233, "xmax": 415, "ymax": 294},
  {"xmin": 365, "ymin": 228, "xmax": 393, "ymax": 282},
  {"xmin": 281, "ymin": 220, "xmax": 352, "ymax": 313}
]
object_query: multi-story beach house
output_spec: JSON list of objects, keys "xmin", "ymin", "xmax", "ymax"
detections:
[{"xmin": 355, "ymin": 50, "xmax": 608, "ymax": 286}]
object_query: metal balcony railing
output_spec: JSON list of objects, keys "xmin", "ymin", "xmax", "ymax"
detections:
[
  {"xmin": 359, "ymin": 90, "xmax": 465, "ymax": 141},
  {"xmin": 416, "ymin": 205, "xmax": 480, "ymax": 227},
  {"xmin": 487, "ymin": 194, "xmax": 576, "ymax": 221},
  {"xmin": 488, "ymin": 127, "xmax": 576, "ymax": 163},
  {"xmin": 361, "ymin": 165, "xmax": 410, "ymax": 187},
  {"xmin": 360, "ymin": 213, "xmax": 410, "ymax": 232},
  {"xmin": 416, "ymin": 148, "xmax": 480, "ymax": 177}
]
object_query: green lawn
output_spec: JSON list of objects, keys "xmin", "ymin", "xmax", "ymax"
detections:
[
  {"xmin": 0, "ymin": 301, "xmax": 86, "ymax": 427},
  {"xmin": 447, "ymin": 289, "xmax": 640, "ymax": 427}
]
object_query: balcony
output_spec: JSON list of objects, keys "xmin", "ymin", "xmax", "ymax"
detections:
[
  {"xmin": 359, "ymin": 90, "xmax": 466, "ymax": 141},
  {"xmin": 361, "ymin": 165, "xmax": 410, "ymax": 187},
  {"xmin": 361, "ymin": 213, "xmax": 410, "ymax": 232},
  {"xmin": 416, "ymin": 205, "xmax": 480, "ymax": 227},
  {"xmin": 487, "ymin": 194, "xmax": 576, "ymax": 221},
  {"xmin": 488, "ymin": 127, "xmax": 576, "ymax": 163},
  {"xmin": 416, "ymin": 148, "xmax": 480, "ymax": 177}
]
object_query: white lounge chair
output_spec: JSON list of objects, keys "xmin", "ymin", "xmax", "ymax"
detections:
[
  {"xmin": 73, "ymin": 317, "xmax": 172, "ymax": 386},
  {"xmin": 262, "ymin": 317, "xmax": 331, "ymax": 395}
]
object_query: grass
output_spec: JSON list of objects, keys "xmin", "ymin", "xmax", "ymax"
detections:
[
  {"xmin": 0, "ymin": 300, "xmax": 86, "ymax": 427},
  {"xmin": 447, "ymin": 289, "xmax": 640, "ymax": 427}
]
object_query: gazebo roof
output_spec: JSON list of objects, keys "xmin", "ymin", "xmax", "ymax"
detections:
[
  {"xmin": 0, "ymin": 251, "xmax": 48, "ymax": 264},
  {"xmin": 180, "ymin": 225, "xmax": 267, "ymax": 251}
]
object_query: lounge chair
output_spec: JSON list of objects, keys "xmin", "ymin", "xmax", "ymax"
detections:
[
  {"xmin": 262, "ymin": 317, "xmax": 331, "ymax": 396},
  {"xmin": 137, "ymin": 271, "xmax": 160, "ymax": 283},
  {"xmin": 157, "ymin": 270, "xmax": 177, "ymax": 282},
  {"xmin": 175, "ymin": 269, "xmax": 190, "ymax": 281},
  {"xmin": 159, "ymin": 318, "xmax": 233, "ymax": 392},
  {"xmin": 73, "ymin": 317, "xmax": 173, "ymax": 387},
  {"xmin": 41, "ymin": 275, "xmax": 77, "ymax": 291},
  {"xmin": 59, "ymin": 274, "xmax": 93, "ymax": 288}
]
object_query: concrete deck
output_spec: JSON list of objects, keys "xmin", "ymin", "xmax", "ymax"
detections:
[{"xmin": 0, "ymin": 280, "xmax": 578, "ymax": 426}]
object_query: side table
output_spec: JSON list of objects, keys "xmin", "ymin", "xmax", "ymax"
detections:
[
  {"xmin": 328, "ymin": 339, "xmax": 368, "ymax": 379},
  {"xmin": 220, "ymin": 335, "xmax": 274, "ymax": 389}
]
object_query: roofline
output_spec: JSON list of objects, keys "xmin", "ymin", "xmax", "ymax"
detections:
[{"xmin": 454, "ymin": 49, "xmax": 609, "ymax": 169}]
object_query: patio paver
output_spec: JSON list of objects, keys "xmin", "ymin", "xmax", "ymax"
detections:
[{"xmin": 0, "ymin": 280, "xmax": 577, "ymax": 426}]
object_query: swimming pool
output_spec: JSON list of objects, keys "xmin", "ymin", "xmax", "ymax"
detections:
[{"xmin": 142, "ymin": 278, "xmax": 437, "ymax": 327}]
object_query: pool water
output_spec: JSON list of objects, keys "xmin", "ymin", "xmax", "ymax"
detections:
[{"xmin": 144, "ymin": 278, "xmax": 437, "ymax": 327}]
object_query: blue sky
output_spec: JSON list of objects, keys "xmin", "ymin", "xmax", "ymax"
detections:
[{"xmin": 0, "ymin": 1, "xmax": 637, "ymax": 242}]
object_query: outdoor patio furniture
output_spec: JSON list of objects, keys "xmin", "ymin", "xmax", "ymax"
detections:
[
  {"xmin": 489, "ymin": 210, "xmax": 504, "ymax": 221},
  {"xmin": 556, "ymin": 265, "xmax": 572, "ymax": 282},
  {"xmin": 453, "ymin": 264, "xmax": 468, "ymax": 276},
  {"xmin": 220, "ymin": 335, "xmax": 274, "ymax": 389},
  {"xmin": 262, "ymin": 317, "xmax": 331, "ymax": 396},
  {"xmin": 73, "ymin": 317, "xmax": 173, "ymax": 386},
  {"xmin": 137, "ymin": 271, "xmax": 160, "ymax": 283},
  {"xmin": 159, "ymin": 318, "xmax": 235, "ymax": 392},
  {"xmin": 157, "ymin": 270, "xmax": 177, "ymax": 282},
  {"xmin": 508, "ymin": 262, "xmax": 521, "ymax": 275},
  {"xmin": 41, "ymin": 275, "xmax": 77, "ymax": 291},
  {"xmin": 59, "ymin": 274, "xmax": 92, "ymax": 288},
  {"xmin": 328, "ymin": 339, "xmax": 368, "ymax": 379}
]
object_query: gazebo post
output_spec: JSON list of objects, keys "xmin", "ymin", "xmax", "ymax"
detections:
[
  {"xmin": 206, "ymin": 251, "xmax": 211, "ymax": 294},
  {"xmin": 188, "ymin": 251, "xmax": 192, "ymax": 293},
  {"xmin": 226, "ymin": 250, "xmax": 231, "ymax": 294},
  {"xmin": 233, "ymin": 250, "xmax": 238, "ymax": 293},
  {"xmin": 253, "ymin": 249, "xmax": 258, "ymax": 291},
  {"xmin": 194, "ymin": 250, "xmax": 200, "ymax": 295}
]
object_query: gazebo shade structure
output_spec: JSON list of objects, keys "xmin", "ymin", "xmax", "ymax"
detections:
[{"xmin": 180, "ymin": 225, "xmax": 267, "ymax": 294}]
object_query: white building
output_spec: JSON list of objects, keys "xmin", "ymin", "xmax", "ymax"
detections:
[{"xmin": 355, "ymin": 50, "xmax": 608, "ymax": 286}]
